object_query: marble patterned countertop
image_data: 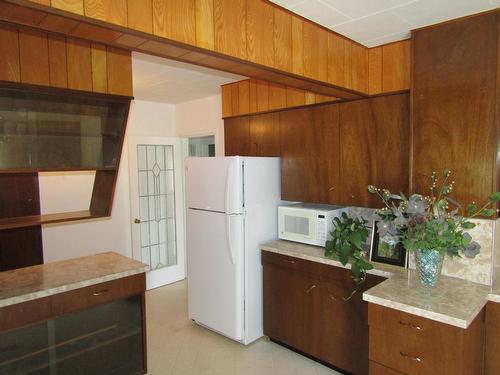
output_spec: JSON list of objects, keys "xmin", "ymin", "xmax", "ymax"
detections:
[
  {"xmin": 262, "ymin": 240, "xmax": 494, "ymax": 329},
  {"xmin": 0, "ymin": 252, "xmax": 149, "ymax": 308}
]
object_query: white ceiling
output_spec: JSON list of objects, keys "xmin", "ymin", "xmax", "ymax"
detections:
[
  {"xmin": 132, "ymin": 52, "xmax": 245, "ymax": 104},
  {"xmin": 271, "ymin": 0, "xmax": 499, "ymax": 47}
]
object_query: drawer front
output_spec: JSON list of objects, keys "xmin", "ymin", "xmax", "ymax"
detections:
[
  {"xmin": 261, "ymin": 251, "xmax": 322, "ymax": 275},
  {"xmin": 51, "ymin": 273, "xmax": 145, "ymax": 316},
  {"xmin": 369, "ymin": 327, "xmax": 461, "ymax": 375},
  {"xmin": 369, "ymin": 361, "xmax": 405, "ymax": 375},
  {"xmin": 0, "ymin": 297, "xmax": 51, "ymax": 333},
  {"xmin": 368, "ymin": 303, "xmax": 458, "ymax": 340}
]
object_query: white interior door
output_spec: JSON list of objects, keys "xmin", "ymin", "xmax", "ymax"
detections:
[{"xmin": 128, "ymin": 136, "xmax": 186, "ymax": 290}]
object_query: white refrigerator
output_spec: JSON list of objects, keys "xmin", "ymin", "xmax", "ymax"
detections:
[{"xmin": 185, "ymin": 156, "xmax": 280, "ymax": 345}]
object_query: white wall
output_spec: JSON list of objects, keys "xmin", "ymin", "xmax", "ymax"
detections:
[
  {"xmin": 176, "ymin": 94, "xmax": 225, "ymax": 156},
  {"xmin": 41, "ymin": 100, "xmax": 176, "ymax": 262}
]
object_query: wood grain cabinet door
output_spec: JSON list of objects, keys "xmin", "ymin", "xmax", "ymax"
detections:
[
  {"xmin": 339, "ymin": 94, "xmax": 409, "ymax": 208},
  {"xmin": 249, "ymin": 112, "xmax": 280, "ymax": 156},
  {"xmin": 412, "ymin": 11, "xmax": 498, "ymax": 206},
  {"xmin": 224, "ymin": 116, "xmax": 250, "ymax": 156},
  {"xmin": 279, "ymin": 105, "xmax": 340, "ymax": 204}
]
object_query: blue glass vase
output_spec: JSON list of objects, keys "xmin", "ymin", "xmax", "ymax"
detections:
[{"xmin": 415, "ymin": 249, "xmax": 444, "ymax": 287}]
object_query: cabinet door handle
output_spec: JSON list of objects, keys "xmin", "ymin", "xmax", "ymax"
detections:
[
  {"xmin": 305, "ymin": 284, "xmax": 317, "ymax": 294},
  {"xmin": 284, "ymin": 259, "xmax": 295, "ymax": 264},
  {"xmin": 93, "ymin": 289, "xmax": 110, "ymax": 296},
  {"xmin": 400, "ymin": 352, "xmax": 422, "ymax": 362},
  {"xmin": 399, "ymin": 320, "xmax": 422, "ymax": 330}
]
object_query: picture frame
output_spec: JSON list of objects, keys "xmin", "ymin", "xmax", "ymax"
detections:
[{"xmin": 370, "ymin": 220, "xmax": 408, "ymax": 268}]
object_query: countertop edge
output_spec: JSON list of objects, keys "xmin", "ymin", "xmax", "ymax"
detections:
[
  {"xmin": 0, "ymin": 266, "xmax": 148, "ymax": 309},
  {"xmin": 261, "ymin": 246, "xmax": 394, "ymax": 279},
  {"xmin": 488, "ymin": 293, "xmax": 500, "ymax": 303}
]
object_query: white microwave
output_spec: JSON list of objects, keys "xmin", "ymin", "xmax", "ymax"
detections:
[{"xmin": 278, "ymin": 203, "xmax": 348, "ymax": 247}]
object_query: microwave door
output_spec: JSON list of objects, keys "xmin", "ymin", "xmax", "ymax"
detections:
[{"xmin": 279, "ymin": 210, "xmax": 317, "ymax": 244}]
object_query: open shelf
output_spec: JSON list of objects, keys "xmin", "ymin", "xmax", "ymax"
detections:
[{"xmin": 0, "ymin": 210, "xmax": 102, "ymax": 230}]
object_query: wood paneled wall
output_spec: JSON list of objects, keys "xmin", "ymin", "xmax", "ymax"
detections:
[
  {"xmin": 0, "ymin": 23, "xmax": 132, "ymax": 96},
  {"xmin": 368, "ymin": 40, "xmax": 411, "ymax": 94},
  {"xmin": 23, "ymin": 0, "xmax": 408, "ymax": 97},
  {"xmin": 222, "ymin": 79, "xmax": 338, "ymax": 117}
]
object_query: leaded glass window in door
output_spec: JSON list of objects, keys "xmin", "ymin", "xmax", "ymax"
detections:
[{"xmin": 137, "ymin": 145, "xmax": 177, "ymax": 270}]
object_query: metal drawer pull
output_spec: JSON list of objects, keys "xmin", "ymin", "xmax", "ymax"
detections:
[
  {"xmin": 305, "ymin": 285, "xmax": 317, "ymax": 294},
  {"xmin": 284, "ymin": 259, "xmax": 296, "ymax": 264},
  {"xmin": 400, "ymin": 352, "xmax": 422, "ymax": 362},
  {"xmin": 399, "ymin": 320, "xmax": 422, "ymax": 330},
  {"xmin": 92, "ymin": 289, "xmax": 110, "ymax": 296}
]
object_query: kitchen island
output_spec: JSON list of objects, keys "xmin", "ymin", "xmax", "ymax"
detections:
[{"xmin": 0, "ymin": 252, "xmax": 148, "ymax": 375}]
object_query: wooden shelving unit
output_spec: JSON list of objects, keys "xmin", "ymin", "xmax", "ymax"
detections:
[{"xmin": 0, "ymin": 82, "xmax": 131, "ymax": 270}]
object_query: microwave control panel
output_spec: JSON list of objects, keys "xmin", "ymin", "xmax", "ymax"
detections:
[{"xmin": 316, "ymin": 215, "xmax": 327, "ymax": 243}]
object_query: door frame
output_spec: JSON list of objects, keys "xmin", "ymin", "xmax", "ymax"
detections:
[{"xmin": 128, "ymin": 136, "xmax": 186, "ymax": 290}]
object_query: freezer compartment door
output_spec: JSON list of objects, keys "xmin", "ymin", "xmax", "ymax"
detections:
[
  {"xmin": 186, "ymin": 209, "xmax": 244, "ymax": 341},
  {"xmin": 185, "ymin": 157, "xmax": 243, "ymax": 214}
]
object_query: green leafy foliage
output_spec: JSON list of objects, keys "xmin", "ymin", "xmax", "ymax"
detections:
[
  {"xmin": 367, "ymin": 169, "xmax": 499, "ymax": 259},
  {"xmin": 324, "ymin": 212, "xmax": 373, "ymax": 298}
]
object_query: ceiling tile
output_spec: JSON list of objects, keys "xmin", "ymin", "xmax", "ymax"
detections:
[
  {"xmin": 321, "ymin": 0, "xmax": 412, "ymax": 19},
  {"xmin": 332, "ymin": 11, "xmax": 413, "ymax": 42},
  {"xmin": 392, "ymin": 0, "xmax": 494, "ymax": 29},
  {"xmin": 269, "ymin": 0, "xmax": 496, "ymax": 46},
  {"xmin": 290, "ymin": 0, "xmax": 351, "ymax": 27},
  {"xmin": 362, "ymin": 31, "xmax": 411, "ymax": 47},
  {"xmin": 132, "ymin": 52, "xmax": 244, "ymax": 103}
]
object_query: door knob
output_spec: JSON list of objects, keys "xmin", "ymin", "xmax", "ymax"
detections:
[{"xmin": 134, "ymin": 218, "xmax": 141, "ymax": 224}]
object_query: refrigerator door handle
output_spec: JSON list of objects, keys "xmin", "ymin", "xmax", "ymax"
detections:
[
  {"xmin": 225, "ymin": 215, "xmax": 235, "ymax": 265},
  {"xmin": 225, "ymin": 162, "xmax": 233, "ymax": 214}
]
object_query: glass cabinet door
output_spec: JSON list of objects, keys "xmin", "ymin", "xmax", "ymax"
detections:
[
  {"xmin": 0, "ymin": 87, "xmax": 129, "ymax": 171},
  {"xmin": 0, "ymin": 296, "xmax": 144, "ymax": 375}
]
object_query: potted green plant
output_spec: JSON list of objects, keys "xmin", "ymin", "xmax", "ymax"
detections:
[
  {"xmin": 324, "ymin": 212, "xmax": 373, "ymax": 298},
  {"xmin": 368, "ymin": 169, "xmax": 500, "ymax": 286}
]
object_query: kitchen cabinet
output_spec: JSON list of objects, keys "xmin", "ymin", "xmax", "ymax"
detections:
[
  {"xmin": 279, "ymin": 104, "xmax": 340, "ymax": 204},
  {"xmin": 224, "ymin": 116, "xmax": 250, "ymax": 156},
  {"xmin": 262, "ymin": 250, "xmax": 385, "ymax": 375},
  {"xmin": 224, "ymin": 93, "xmax": 409, "ymax": 208},
  {"xmin": 368, "ymin": 303, "xmax": 484, "ymax": 375},
  {"xmin": 339, "ymin": 93, "xmax": 409, "ymax": 208},
  {"xmin": 249, "ymin": 112, "xmax": 280, "ymax": 156},
  {"xmin": 484, "ymin": 301, "xmax": 500, "ymax": 374},
  {"xmin": 224, "ymin": 112, "xmax": 280, "ymax": 157},
  {"xmin": 412, "ymin": 10, "xmax": 499, "ymax": 206},
  {"xmin": 0, "ymin": 273, "xmax": 146, "ymax": 375}
]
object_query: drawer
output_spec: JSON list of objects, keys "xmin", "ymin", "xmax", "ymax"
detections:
[
  {"xmin": 51, "ymin": 273, "xmax": 145, "ymax": 316},
  {"xmin": 0, "ymin": 297, "xmax": 52, "ymax": 333},
  {"xmin": 369, "ymin": 361, "xmax": 405, "ymax": 375},
  {"xmin": 368, "ymin": 303, "xmax": 458, "ymax": 340},
  {"xmin": 261, "ymin": 251, "xmax": 322, "ymax": 275},
  {"xmin": 370, "ymin": 327, "xmax": 452, "ymax": 375}
]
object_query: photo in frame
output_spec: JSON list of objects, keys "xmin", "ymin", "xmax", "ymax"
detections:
[{"xmin": 369, "ymin": 220, "xmax": 408, "ymax": 267}]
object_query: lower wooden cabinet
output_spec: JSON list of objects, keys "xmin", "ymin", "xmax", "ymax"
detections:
[
  {"xmin": 0, "ymin": 274, "xmax": 146, "ymax": 375},
  {"xmin": 368, "ymin": 303, "xmax": 484, "ymax": 375},
  {"xmin": 262, "ymin": 250, "xmax": 385, "ymax": 375},
  {"xmin": 485, "ymin": 301, "xmax": 500, "ymax": 375}
]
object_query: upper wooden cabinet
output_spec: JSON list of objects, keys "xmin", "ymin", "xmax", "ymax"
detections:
[
  {"xmin": 249, "ymin": 113, "xmax": 280, "ymax": 157},
  {"xmin": 411, "ymin": 11, "xmax": 499, "ymax": 206},
  {"xmin": 340, "ymin": 94, "xmax": 409, "ymax": 207},
  {"xmin": 224, "ymin": 113, "xmax": 280, "ymax": 157},
  {"xmin": 224, "ymin": 93, "xmax": 409, "ymax": 208},
  {"xmin": 280, "ymin": 105, "xmax": 340, "ymax": 204}
]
